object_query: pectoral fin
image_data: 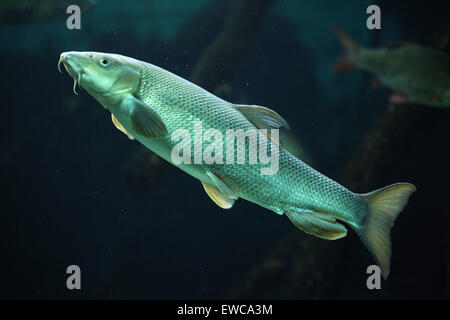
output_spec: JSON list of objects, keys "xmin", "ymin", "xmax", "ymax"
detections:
[
  {"xmin": 206, "ymin": 170, "xmax": 238, "ymax": 200},
  {"xmin": 111, "ymin": 113, "xmax": 134, "ymax": 140},
  {"xmin": 126, "ymin": 96, "xmax": 168, "ymax": 138},
  {"xmin": 389, "ymin": 93, "xmax": 412, "ymax": 105},
  {"xmin": 233, "ymin": 104, "xmax": 290, "ymax": 130},
  {"xmin": 202, "ymin": 182, "xmax": 235, "ymax": 209},
  {"xmin": 285, "ymin": 210, "xmax": 347, "ymax": 240}
]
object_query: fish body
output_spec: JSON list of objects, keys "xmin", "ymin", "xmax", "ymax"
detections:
[
  {"xmin": 59, "ymin": 51, "xmax": 416, "ymax": 278},
  {"xmin": 334, "ymin": 27, "xmax": 450, "ymax": 107},
  {"xmin": 114, "ymin": 62, "xmax": 354, "ymax": 219}
]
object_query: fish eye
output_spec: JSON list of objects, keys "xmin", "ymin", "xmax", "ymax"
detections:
[{"xmin": 100, "ymin": 59, "xmax": 110, "ymax": 67}]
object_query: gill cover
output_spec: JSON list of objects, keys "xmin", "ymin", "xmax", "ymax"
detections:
[
  {"xmin": 87, "ymin": 55, "xmax": 141, "ymax": 95},
  {"xmin": 109, "ymin": 63, "xmax": 141, "ymax": 95}
]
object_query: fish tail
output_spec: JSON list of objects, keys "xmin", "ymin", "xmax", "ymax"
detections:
[
  {"xmin": 332, "ymin": 25, "xmax": 361, "ymax": 72},
  {"xmin": 356, "ymin": 183, "xmax": 416, "ymax": 279}
]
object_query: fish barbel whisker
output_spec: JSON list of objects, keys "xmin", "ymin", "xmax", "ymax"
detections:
[
  {"xmin": 72, "ymin": 78, "xmax": 78, "ymax": 95},
  {"xmin": 59, "ymin": 55, "xmax": 81, "ymax": 95},
  {"xmin": 57, "ymin": 56, "xmax": 63, "ymax": 73}
]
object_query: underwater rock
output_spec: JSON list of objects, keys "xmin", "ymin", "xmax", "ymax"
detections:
[
  {"xmin": 171, "ymin": 0, "xmax": 229, "ymax": 74},
  {"xmin": 190, "ymin": 0, "xmax": 275, "ymax": 92},
  {"xmin": 228, "ymin": 232, "xmax": 343, "ymax": 299},
  {"xmin": 123, "ymin": 148, "xmax": 171, "ymax": 197},
  {"xmin": 337, "ymin": 104, "xmax": 450, "ymax": 298},
  {"xmin": 434, "ymin": 13, "xmax": 450, "ymax": 53}
]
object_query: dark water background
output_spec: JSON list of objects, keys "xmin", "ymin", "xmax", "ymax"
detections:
[{"xmin": 0, "ymin": 0, "xmax": 449, "ymax": 299}]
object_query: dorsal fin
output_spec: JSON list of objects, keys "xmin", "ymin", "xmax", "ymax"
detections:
[{"xmin": 233, "ymin": 104, "xmax": 290, "ymax": 130}]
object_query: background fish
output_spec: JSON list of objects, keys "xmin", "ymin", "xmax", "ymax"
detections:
[
  {"xmin": 333, "ymin": 26, "xmax": 450, "ymax": 108},
  {"xmin": 59, "ymin": 51, "xmax": 416, "ymax": 278}
]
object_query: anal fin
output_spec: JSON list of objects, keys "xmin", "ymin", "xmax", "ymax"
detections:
[
  {"xmin": 285, "ymin": 210, "xmax": 347, "ymax": 240},
  {"xmin": 389, "ymin": 93, "xmax": 412, "ymax": 105},
  {"xmin": 202, "ymin": 182, "xmax": 235, "ymax": 209},
  {"xmin": 111, "ymin": 113, "xmax": 134, "ymax": 140}
]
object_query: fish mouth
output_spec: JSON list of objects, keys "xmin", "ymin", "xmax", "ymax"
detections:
[{"xmin": 58, "ymin": 52, "xmax": 85, "ymax": 95}]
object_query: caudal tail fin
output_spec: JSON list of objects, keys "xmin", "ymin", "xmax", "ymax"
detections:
[
  {"xmin": 332, "ymin": 25, "xmax": 361, "ymax": 72},
  {"xmin": 357, "ymin": 183, "xmax": 416, "ymax": 279}
]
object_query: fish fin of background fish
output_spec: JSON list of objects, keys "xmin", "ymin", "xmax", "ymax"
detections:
[
  {"xmin": 357, "ymin": 183, "xmax": 416, "ymax": 279},
  {"xmin": 370, "ymin": 77, "xmax": 384, "ymax": 89},
  {"xmin": 111, "ymin": 113, "xmax": 135, "ymax": 140},
  {"xmin": 126, "ymin": 96, "xmax": 168, "ymax": 138},
  {"xmin": 332, "ymin": 25, "xmax": 360, "ymax": 72},
  {"xmin": 233, "ymin": 104, "xmax": 290, "ymax": 130},
  {"xmin": 334, "ymin": 57, "xmax": 356, "ymax": 72},
  {"xmin": 332, "ymin": 25, "xmax": 360, "ymax": 52},
  {"xmin": 202, "ymin": 182, "xmax": 235, "ymax": 209},
  {"xmin": 206, "ymin": 170, "xmax": 238, "ymax": 200},
  {"xmin": 389, "ymin": 93, "xmax": 412, "ymax": 104},
  {"xmin": 285, "ymin": 210, "xmax": 347, "ymax": 240}
]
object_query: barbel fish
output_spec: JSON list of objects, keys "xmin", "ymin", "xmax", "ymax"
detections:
[
  {"xmin": 59, "ymin": 51, "xmax": 416, "ymax": 278},
  {"xmin": 333, "ymin": 26, "xmax": 450, "ymax": 108}
]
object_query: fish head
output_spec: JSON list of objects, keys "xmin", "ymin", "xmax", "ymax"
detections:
[{"xmin": 58, "ymin": 51, "xmax": 141, "ymax": 107}]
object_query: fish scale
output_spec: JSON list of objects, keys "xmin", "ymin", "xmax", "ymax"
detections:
[{"xmin": 136, "ymin": 62, "xmax": 366, "ymax": 224}]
